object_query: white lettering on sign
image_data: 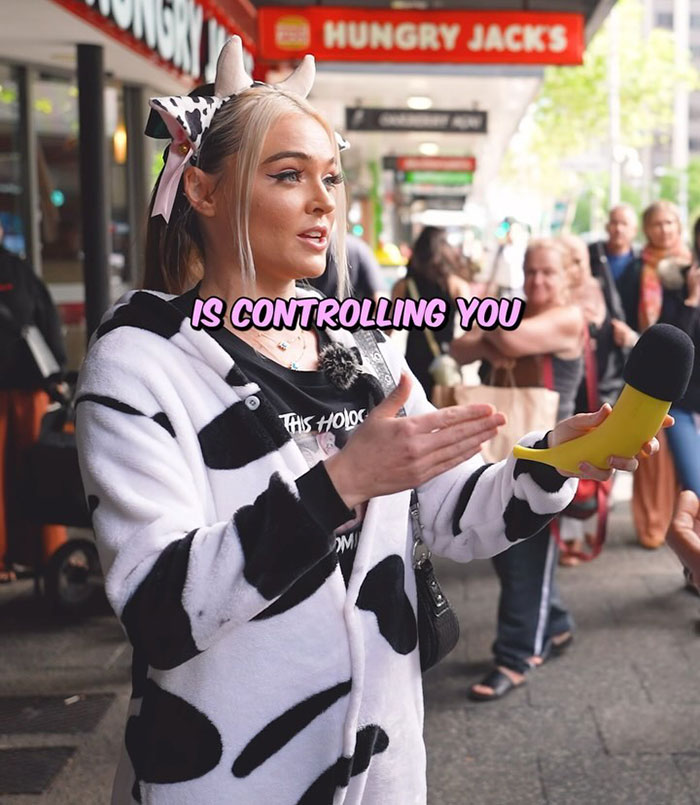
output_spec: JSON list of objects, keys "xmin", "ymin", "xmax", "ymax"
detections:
[
  {"xmin": 80, "ymin": 0, "xmax": 238, "ymax": 81},
  {"xmin": 205, "ymin": 18, "xmax": 228, "ymax": 82},
  {"xmin": 155, "ymin": 0, "xmax": 175, "ymax": 61},
  {"xmin": 322, "ymin": 20, "xmax": 462, "ymax": 51},
  {"xmin": 189, "ymin": 2, "xmax": 203, "ymax": 78},
  {"xmin": 111, "ymin": 0, "xmax": 132, "ymax": 31},
  {"xmin": 467, "ymin": 23, "xmax": 568, "ymax": 53},
  {"xmin": 439, "ymin": 23, "xmax": 460, "ymax": 50},
  {"xmin": 133, "ymin": 0, "xmax": 157, "ymax": 48},
  {"xmin": 549, "ymin": 25, "xmax": 567, "ymax": 53}
]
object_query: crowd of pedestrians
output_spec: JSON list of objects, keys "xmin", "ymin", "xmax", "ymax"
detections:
[{"xmin": 394, "ymin": 204, "xmax": 700, "ymax": 704}]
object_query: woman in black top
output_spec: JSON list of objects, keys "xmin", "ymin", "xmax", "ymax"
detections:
[{"xmin": 391, "ymin": 227, "xmax": 470, "ymax": 399}]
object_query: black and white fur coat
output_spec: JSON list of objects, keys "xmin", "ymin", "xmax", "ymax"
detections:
[{"xmin": 74, "ymin": 287, "xmax": 577, "ymax": 805}]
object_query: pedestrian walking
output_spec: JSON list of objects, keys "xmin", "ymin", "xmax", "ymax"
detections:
[
  {"xmin": 0, "ymin": 222, "xmax": 68, "ymax": 583},
  {"xmin": 392, "ymin": 226, "xmax": 471, "ymax": 399},
  {"xmin": 662, "ymin": 218, "xmax": 700, "ymax": 499},
  {"xmin": 611, "ymin": 201, "xmax": 691, "ymax": 549},
  {"xmin": 588, "ymin": 204, "xmax": 637, "ymax": 406}
]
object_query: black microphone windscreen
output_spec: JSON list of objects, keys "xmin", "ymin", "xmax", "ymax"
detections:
[{"xmin": 622, "ymin": 323, "xmax": 695, "ymax": 401}]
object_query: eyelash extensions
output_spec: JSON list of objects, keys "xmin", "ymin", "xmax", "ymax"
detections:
[{"xmin": 268, "ymin": 170, "xmax": 344, "ymax": 187}]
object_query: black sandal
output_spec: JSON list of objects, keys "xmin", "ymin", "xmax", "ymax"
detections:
[{"xmin": 468, "ymin": 667, "xmax": 526, "ymax": 702}]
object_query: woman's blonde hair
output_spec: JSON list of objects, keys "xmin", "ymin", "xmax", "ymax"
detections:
[
  {"xmin": 143, "ymin": 84, "xmax": 347, "ymax": 296},
  {"xmin": 558, "ymin": 233, "xmax": 592, "ymax": 285},
  {"xmin": 523, "ymin": 237, "xmax": 568, "ymax": 271}
]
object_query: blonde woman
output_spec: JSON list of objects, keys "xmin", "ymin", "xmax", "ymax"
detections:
[
  {"xmin": 75, "ymin": 40, "xmax": 655, "ymax": 803},
  {"xmin": 454, "ymin": 240, "xmax": 587, "ymax": 699}
]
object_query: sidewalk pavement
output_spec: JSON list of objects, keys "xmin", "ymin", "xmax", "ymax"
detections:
[
  {"xmin": 1, "ymin": 477, "xmax": 700, "ymax": 804},
  {"xmin": 424, "ymin": 474, "xmax": 700, "ymax": 804}
]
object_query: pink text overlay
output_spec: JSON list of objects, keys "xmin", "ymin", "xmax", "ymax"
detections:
[{"xmin": 189, "ymin": 295, "xmax": 525, "ymax": 332}]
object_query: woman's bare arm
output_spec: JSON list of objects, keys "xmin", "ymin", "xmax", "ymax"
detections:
[{"xmin": 483, "ymin": 305, "xmax": 584, "ymax": 358}]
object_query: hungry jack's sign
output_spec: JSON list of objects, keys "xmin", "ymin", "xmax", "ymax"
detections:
[{"xmin": 258, "ymin": 7, "xmax": 584, "ymax": 65}]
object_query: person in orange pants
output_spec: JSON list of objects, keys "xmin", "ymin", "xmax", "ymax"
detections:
[
  {"xmin": 0, "ymin": 388, "xmax": 68, "ymax": 578},
  {"xmin": 0, "ymin": 224, "xmax": 68, "ymax": 581}
]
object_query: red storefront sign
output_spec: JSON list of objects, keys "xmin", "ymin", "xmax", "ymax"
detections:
[
  {"xmin": 51, "ymin": 0, "xmax": 256, "ymax": 84},
  {"xmin": 258, "ymin": 8, "xmax": 584, "ymax": 65},
  {"xmin": 396, "ymin": 156, "xmax": 477, "ymax": 172}
]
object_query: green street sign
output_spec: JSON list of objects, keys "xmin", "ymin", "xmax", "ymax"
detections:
[{"xmin": 403, "ymin": 170, "xmax": 474, "ymax": 185}]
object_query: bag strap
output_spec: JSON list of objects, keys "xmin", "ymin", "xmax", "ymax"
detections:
[
  {"xmin": 352, "ymin": 328, "xmax": 429, "ymax": 568},
  {"xmin": 541, "ymin": 353, "xmax": 554, "ymax": 392},
  {"xmin": 582, "ymin": 326, "xmax": 600, "ymax": 410},
  {"xmin": 488, "ymin": 365, "xmax": 517, "ymax": 388},
  {"xmin": 406, "ymin": 277, "xmax": 441, "ymax": 358}
]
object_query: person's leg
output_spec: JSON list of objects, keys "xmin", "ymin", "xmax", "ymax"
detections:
[
  {"xmin": 631, "ymin": 429, "xmax": 677, "ymax": 549},
  {"xmin": 8, "ymin": 389, "xmax": 67, "ymax": 566},
  {"xmin": 544, "ymin": 566, "xmax": 574, "ymax": 654},
  {"xmin": 666, "ymin": 407, "xmax": 700, "ymax": 496},
  {"xmin": 491, "ymin": 526, "xmax": 564, "ymax": 669},
  {"xmin": 470, "ymin": 526, "xmax": 569, "ymax": 700}
]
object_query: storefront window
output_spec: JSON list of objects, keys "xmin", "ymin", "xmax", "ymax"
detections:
[
  {"xmin": 107, "ymin": 84, "xmax": 129, "ymax": 287},
  {"xmin": 0, "ymin": 65, "xmax": 24, "ymax": 256},
  {"xmin": 34, "ymin": 73, "xmax": 82, "ymax": 286}
]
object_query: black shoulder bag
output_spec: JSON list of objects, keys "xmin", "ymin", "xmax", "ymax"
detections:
[{"xmin": 352, "ymin": 329, "xmax": 460, "ymax": 672}]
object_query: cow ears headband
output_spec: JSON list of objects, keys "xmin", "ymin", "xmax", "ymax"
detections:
[{"xmin": 146, "ymin": 35, "xmax": 350, "ymax": 222}]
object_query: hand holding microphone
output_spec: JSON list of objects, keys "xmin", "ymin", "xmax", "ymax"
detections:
[{"xmin": 512, "ymin": 323, "xmax": 694, "ymax": 475}]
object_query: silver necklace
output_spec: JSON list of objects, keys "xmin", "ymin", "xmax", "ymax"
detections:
[
  {"xmin": 253, "ymin": 329, "xmax": 303, "ymax": 353},
  {"xmin": 249, "ymin": 329, "xmax": 307, "ymax": 370}
]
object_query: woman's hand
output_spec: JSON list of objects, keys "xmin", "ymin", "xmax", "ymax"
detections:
[
  {"xmin": 611, "ymin": 318, "xmax": 639, "ymax": 348},
  {"xmin": 668, "ymin": 490, "xmax": 700, "ymax": 586},
  {"xmin": 549, "ymin": 405, "xmax": 673, "ymax": 481},
  {"xmin": 324, "ymin": 373, "xmax": 506, "ymax": 509}
]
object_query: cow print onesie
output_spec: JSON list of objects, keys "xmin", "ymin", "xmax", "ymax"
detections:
[{"xmin": 75, "ymin": 286, "xmax": 577, "ymax": 804}]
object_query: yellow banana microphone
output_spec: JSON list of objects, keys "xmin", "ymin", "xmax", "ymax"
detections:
[{"xmin": 512, "ymin": 323, "xmax": 695, "ymax": 474}]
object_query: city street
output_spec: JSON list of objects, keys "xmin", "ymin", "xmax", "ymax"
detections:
[{"xmin": 2, "ymin": 477, "xmax": 700, "ymax": 804}]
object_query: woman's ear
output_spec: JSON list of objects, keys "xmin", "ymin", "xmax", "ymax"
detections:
[{"xmin": 183, "ymin": 166, "xmax": 217, "ymax": 217}]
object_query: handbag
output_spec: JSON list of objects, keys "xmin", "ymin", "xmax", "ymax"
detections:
[
  {"xmin": 410, "ymin": 490, "xmax": 461, "ymax": 671},
  {"xmin": 452, "ymin": 366, "xmax": 560, "ymax": 463},
  {"xmin": 352, "ymin": 329, "xmax": 460, "ymax": 672}
]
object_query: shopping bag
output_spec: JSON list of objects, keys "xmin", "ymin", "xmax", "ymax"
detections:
[{"xmin": 446, "ymin": 369, "xmax": 559, "ymax": 463}]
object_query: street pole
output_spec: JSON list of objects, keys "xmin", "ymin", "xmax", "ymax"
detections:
[
  {"xmin": 673, "ymin": 0, "xmax": 690, "ymax": 230},
  {"xmin": 608, "ymin": 5, "xmax": 621, "ymax": 208},
  {"xmin": 77, "ymin": 44, "xmax": 111, "ymax": 341},
  {"xmin": 641, "ymin": 0, "xmax": 653, "ymax": 207}
]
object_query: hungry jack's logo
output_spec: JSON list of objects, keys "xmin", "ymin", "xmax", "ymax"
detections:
[{"xmin": 275, "ymin": 16, "xmax": 311, "ymax": 50}]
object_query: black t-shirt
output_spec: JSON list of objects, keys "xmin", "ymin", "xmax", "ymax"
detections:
[{"xmin": 172, "ymin": 286, "xmax": 369, "ymax": 584}]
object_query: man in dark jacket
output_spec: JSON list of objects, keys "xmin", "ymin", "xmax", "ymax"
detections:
[
  {"xmin": 0, "ymin": 225, "xmax": 67, "ymax": 581},
  {"xmin": 587, "ymin": 204, "xmax": 639, "ymax": 405}
]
